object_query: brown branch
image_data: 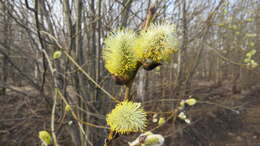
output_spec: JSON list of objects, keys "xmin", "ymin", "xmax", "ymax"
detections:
[
  {"xmin": 24, "ymin": 0, "xmax": 35, "ymax": 12},
  {"xmin": 104, "ymin": 4, "xmax": 158, "ymax": 146},
  {"xmin": 32, "ymin": 0, "xmax": 48, "ymax": 92}
]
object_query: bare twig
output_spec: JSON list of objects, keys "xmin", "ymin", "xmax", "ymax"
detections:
[{"xmin": 56, "ymin": 89, "xmax": 108, "ymax": 129}]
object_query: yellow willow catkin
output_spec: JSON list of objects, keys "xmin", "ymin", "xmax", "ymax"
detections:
[
  {"xmin": 134, "ymin": 23, "xmax": 179, "ymax": 63},
  {"xmin": 103, "ymin": 30, "xmax": 138, "ymax": 78},
  {"xmin": 106, "ymin": 101, "xmax": 147, "ymax": 134}
]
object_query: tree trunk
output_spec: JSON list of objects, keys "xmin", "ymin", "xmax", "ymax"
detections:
[{"xmin": 1, "ymin": 2, "xmax": 11, "ymax": 95}]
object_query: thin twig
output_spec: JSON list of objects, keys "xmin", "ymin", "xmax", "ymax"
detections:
[
  {"xmin": 56, "ymin": 89, "xmax": 108, "ymax": 129},
  {"xmin": 63, "ymin": 51, "xmax": 120, "ymax": 103},
  {"xmin": 51, "ymin": 88, "xmax": 59, "ymax": 146}
]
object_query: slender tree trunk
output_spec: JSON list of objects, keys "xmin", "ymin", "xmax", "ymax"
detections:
[
  {"xmin": 62, "ymin": 1, "xmax": 84, "ymax": 146},
  {"xmin": 175, "ymin": 0, "xmax": 188, "ymax": 97},
  {"xmin": 1, "ymin": 2, "xmax": 11, "ymax": 95}
]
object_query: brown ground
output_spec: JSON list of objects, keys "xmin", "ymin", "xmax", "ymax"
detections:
[
  {"xmin": 164, "ymin": 82, "xmax": 260, "ymax": 146},
  {"xmin": 1, "ymin": 82, "xmax": 260, "ymax": 146}
]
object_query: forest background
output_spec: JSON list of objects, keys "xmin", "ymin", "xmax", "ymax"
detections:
[{"xmin": 0, "ymin": 0, "xmax": 259, "ymax": 146}]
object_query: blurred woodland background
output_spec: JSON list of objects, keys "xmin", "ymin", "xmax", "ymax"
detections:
[{"xmin": 0, "ymin": 0, "xmax": 259, "ymax": 146}]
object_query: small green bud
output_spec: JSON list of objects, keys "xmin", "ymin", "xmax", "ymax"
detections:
[
  {"xmin": 128, "ymin": 132, "xmax": 164, "ymax": 146},
  {"xmin": 178, "ymin": 112, "xmax": 187, "ymax": 120},
  {"xmin": 65, "ymin": 105, "xmax": 71, "ymax": 112},
  {"xmin": 158, "ymin": 117, "xmax": 166, "ymax": 126},
  {"xmin": 38, "ymin": 130, "xmax": 52, "ymax": 145},
  {"xmin": 53, "ymin": 51, "xmax": 62, "ymax": 59},
  {"xmin": 143, "ymin": 134, "xmax": 165, "ymax": 146},
  {"xmin": 152, "ymin": 114, "xmax": 158, "ymax": 123},
  {"xmin": 185, "ymin": 98, "xmax": 197, "ymax": 106},
  {"xmin": 178, "ymin": 100, "xmax": 186, "ymax": 110}
]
